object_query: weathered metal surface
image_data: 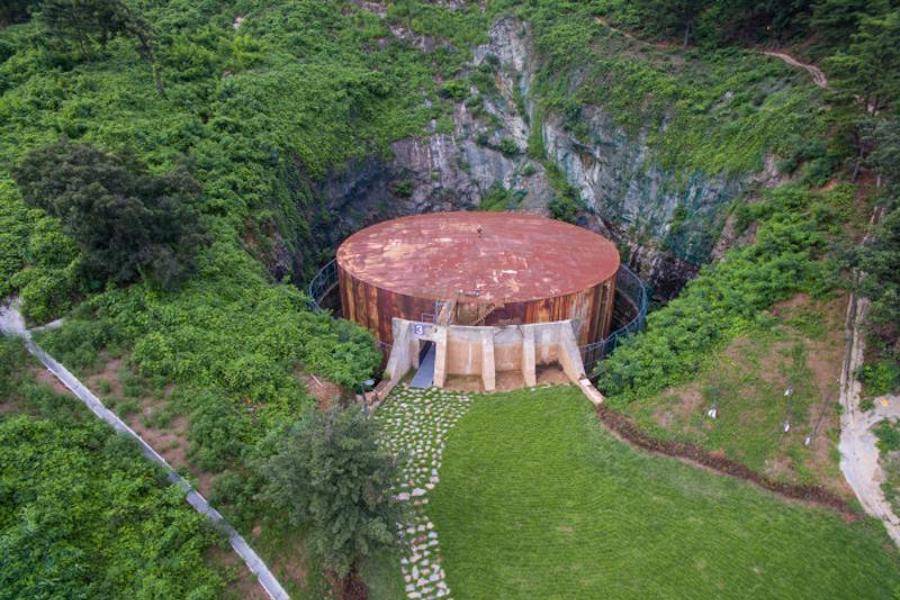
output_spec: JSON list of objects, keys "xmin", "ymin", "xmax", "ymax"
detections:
[{"xmin": 338, "ymin": 212, "xmax": 619, "ymax": 345}]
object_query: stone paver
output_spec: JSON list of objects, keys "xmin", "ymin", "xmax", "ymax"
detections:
[{"xmin": 376, "ymin": 385, "xmax": 474, "ymax": 600}]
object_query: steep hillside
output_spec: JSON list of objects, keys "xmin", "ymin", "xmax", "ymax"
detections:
[{"xmin": 1, "ymin": 0, "xmax": 897, "ymax": 596}]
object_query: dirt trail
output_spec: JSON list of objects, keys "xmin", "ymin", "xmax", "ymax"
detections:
[
  {"xmin": 594, "ymin": 16, "xmax": 638, "ymax": 42},
  {"xmin": 591, "ymin": 17, "xmax": 829, "ymax": 90},
  {"xmin": 761, "ymin": 51, "xmax": 828, "ymax": 89},
  {"xmin": 839, "ymin": 284, "xmax": 900, "ymax": 545},
  {"xmin": 837, "ymin": 205, "xmax": 900, "ymax": 545}
]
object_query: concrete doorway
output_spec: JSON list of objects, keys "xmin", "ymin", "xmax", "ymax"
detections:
[{"xmin": 411, "ymin": 341, "xmax": 436, "ymax": 389}]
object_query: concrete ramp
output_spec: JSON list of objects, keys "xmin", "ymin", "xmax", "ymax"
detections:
[{"xmin": 411, "ymin": 343, "xmax": 436, "ymax": 389}]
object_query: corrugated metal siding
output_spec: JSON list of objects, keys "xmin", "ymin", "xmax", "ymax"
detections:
[{"xmin": 339, "ymin": 263, "xmax": 616, "ymax": 346}]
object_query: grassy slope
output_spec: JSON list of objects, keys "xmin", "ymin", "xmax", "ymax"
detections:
[
  {"xmin": 430, "ymin": 387, "xmax": 898, "ymax": 599},
  {"xmin": 622, "ymin": 294, "xmax": 848, "ymax": 494}
]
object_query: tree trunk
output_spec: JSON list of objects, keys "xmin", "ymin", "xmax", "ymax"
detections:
[
  {"xmin": 851, "ymin": 131, "xmax": 866, "ymax": 182},
  {"xmin": 327, "ymin": 566, "xmax": 368, "ymax": 600},
  {"xmin": 683, "ymin": 21, "xmax": 691, "ymax": 47}
]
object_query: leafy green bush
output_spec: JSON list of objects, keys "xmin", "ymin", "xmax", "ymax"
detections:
[
  {"xmin": 439, "ymin": 79, "xmax": 469, "ymax": 100},
  {"xmin": 597, "ymin": 184, "xmax": 847, "ymax": 404},
  {"xmin": 545, "ymin": 163, "xmax": 585, "ymax": 223},
  {"xmin": 874, "ymin": 420, "xmax": 900, "ymax": 453},
  {"xmin": 479, "ymin": 182, "xmax": 525, "ymax": 211},
  {"xmin": 0, "ymin": 415, "xmax": 226, "ymax": 598},
  {"xmin": 497, "ymin": 137, "xmax": 520, "ymax": 156},
  {"xmin": 859, "ymin": 361, "xmax": 900, "ymax": 398}
]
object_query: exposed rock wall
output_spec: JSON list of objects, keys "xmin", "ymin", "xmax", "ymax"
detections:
[{"xmin": 303, "ymin": 16, "xmax": 766, "ymax": 299}]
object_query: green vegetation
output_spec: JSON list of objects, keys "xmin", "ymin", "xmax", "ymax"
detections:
[
  {"xmin": 619, "ymin": 295, "xmax": 847, "ymax": 492},
  {"xmin": 429, "ymin": 387, "xmax": 899, "ymax": 599},
  {"xmin": 260, "ymin": 407, "xmax": 401, "ymax": 593},
  {"xmin": 598, "ymin": 184, "xmax": 852, "ymax": 403},
  {"xmin": 875, "ymin": 420, "xmax": 900, "ymax": 517},
  {"xmin": 545, "ymin": 162, "xmax": 587, "ymax": 223},
  {"xmin": 875, "ymin": 420, "xmax": 900, "ymax": 453},
  {"xmin": 2, "ymin": 0, "xmax": 898, "ymax": 595},
  {"xmin": 1, "ymin": 5, "xmax": 402, "ymax": 575},
  {"xmin": 479, "ymin": 182, "xmax": 525, "ymax": 212},
  {"xmin": 0, "ymin": 337, "xmax": 227, "ymax": 599},
  {"xmin": 13, "ymin": 140, "xmax": 207, "ymax": 293},
  {"xmin": 858, "ymin": 208, "xmax": 900, "ymax": 395},
  {"xmin": 521, "ymin": 2, "xmax": 828, "ymax": 177}
]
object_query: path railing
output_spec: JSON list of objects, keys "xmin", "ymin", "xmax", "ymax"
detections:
[
  {"xmin": 307, "ymin": 258, "xmax": 337, "ymax": 311},
  {"xmin": 580, "ymin": 264, "xmax": 649, "ymax": 373},
  {"xmin": 0, "ymin": 297, "xmax": 290, "ymax": 600}
]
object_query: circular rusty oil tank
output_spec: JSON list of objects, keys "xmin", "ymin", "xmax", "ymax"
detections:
[{"xmin": 336, "ymin": 212, "xmax": 620, "ymax": 346}]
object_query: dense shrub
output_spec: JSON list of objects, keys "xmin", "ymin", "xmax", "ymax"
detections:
[
  {"xmin": 597, "ymin": 184, "xmax": 848, "ymax": 404},
  {"xmin": 0, "ymin": 415, "xmax": 226, "ymax": 598},
  {"xmin": 13, "ymin": 140, "xmax": 208, "ymax": 291}
]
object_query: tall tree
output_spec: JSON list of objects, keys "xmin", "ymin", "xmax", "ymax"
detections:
[
  {"xmin": 828, "ymin": 11, "xmax": 900, "ymax": 116},
  {"xmin": 0, "ymin": 0, "xmax": 37, "ymax": 27},
  {"xmin": 260, "ymin": 407, "xmax": 401, "ymax": 597},
  {"xmin": 37, "ymin": 0, "xmax": 164, "ymax": 95},
  {"xmin": 634, "ymin": 0, "xmax": 713, "ymax": 46},
  {"xmin": 812, "ymin": 0, "xmax": 888, "ymax": 47},
  {"xmin": 12, "ymin": 140, "xmax": 207, "ymax": 290},
  {"xmin": 827, "ymin": 10, "xmax": 900, "ymax": 178}
]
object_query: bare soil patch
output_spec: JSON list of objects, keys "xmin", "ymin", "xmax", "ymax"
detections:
[
  {"xmin": 31, "ymin": 367, "xmax": 71, "ymax": 396},
  {"xmin": 444, "ymin": 374, "xmax": 484, "ymax": 393},
  {"xmin": 535, "ymin": 365, "xmax": 570, "ymax": 386},
  {"xmin": 301, "ymin": 373, "xmax": 345, "ymax": 410}
]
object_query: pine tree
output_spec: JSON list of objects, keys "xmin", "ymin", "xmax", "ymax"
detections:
[{"xmin": 260, "ymin": 407, "xmax": 401, "ymax": 596}]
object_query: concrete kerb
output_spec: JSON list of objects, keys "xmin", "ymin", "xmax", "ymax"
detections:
[{"xmin": 0, "ymin": 299, "xmax": 290, "ymax": 600}]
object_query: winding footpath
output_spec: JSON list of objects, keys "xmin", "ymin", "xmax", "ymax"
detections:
[
  {"xmin": 838, "ymin": 286, "xmax": 900, "ymax": 545},
  {"xmin": 592, "ymin": 17, "xmax": 829, "ymax": 91},
  {"xmin": 0, "ymin": 298, "xmax": 290, "ymax": 600},
  {"xmin": 761, "ymin": 51, "xmax": 828, "ymax": 89},
  {"xmin": 376, "ymin": 385, "xmax": 475, "ymax": 600}
]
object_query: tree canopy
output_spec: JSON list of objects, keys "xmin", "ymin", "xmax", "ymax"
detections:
[
  {"xmin": 260, "ymin": 407, "xmax": 401, "ymax": 591},
  {"xmin": 13, "ymin": 140, "xmax": 208, "ymax": 290}
]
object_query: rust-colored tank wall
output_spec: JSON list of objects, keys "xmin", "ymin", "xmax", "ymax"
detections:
[
  {"xmin": 339, "ymin": 264, "xmax": 616, "ymax": 347},
  {"xmin": 339, "ymin": 264, "xmax": 437, "ymax": 345}
]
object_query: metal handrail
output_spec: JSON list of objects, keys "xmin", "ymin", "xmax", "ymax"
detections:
[
  {"xmin": 580, "ymin": 264, "xmax": 649, "ymax": 372},
  {"xmin": 307, "ymin": 258, "xmax": 337, "ymax": 311}
]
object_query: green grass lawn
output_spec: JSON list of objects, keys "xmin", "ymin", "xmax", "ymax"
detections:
[
  {"xmin": 429, "ymin": 386, "xmax": 899, "ymax": 599},
  {"xmin": 620, "ymin": 295, "xmax": 848, "ymax": 494}
]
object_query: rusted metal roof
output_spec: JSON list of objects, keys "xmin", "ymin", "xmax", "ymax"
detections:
[{"xmin": 336, "ymin": 212, "xmax": 620, "ymax": 304}]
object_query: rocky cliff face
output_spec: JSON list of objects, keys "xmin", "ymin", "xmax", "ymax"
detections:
[{"xmin": 305, "ymin": 16, "xmax": 765, "ymax": 299}]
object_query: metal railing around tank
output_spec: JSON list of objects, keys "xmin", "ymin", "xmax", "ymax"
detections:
[
  {"xmin": 307, "ymin": 258, "xmax": 337, "ymax": 311},
  {"xmin": 308, "ymin": 259, "xmax": 391, "ymax": 366},
  {"xmin": 579, "ymin": 264, "xmax": 649, "ymax": 373},
  {"xmin": 307, "ymin": 258, "xmax": 649, "ymax": 371}
]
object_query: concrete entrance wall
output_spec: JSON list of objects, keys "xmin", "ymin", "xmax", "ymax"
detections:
[{"xmin": 382, "ymin": 318, "xmax": 587, "ymax": 393}]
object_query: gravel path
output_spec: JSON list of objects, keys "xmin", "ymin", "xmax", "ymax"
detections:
[
  {"xmin": 838, "ymin": 291, "xmax": 900, "ymax": 545},
  {"xmin": 0, "ymin": 298, "xmax": 290, "ymax": 600}
]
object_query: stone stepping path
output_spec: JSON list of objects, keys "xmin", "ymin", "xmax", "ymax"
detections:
[{"xmin": 376, "ymin": 385, "xmax": 474, "ymax": 600}]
